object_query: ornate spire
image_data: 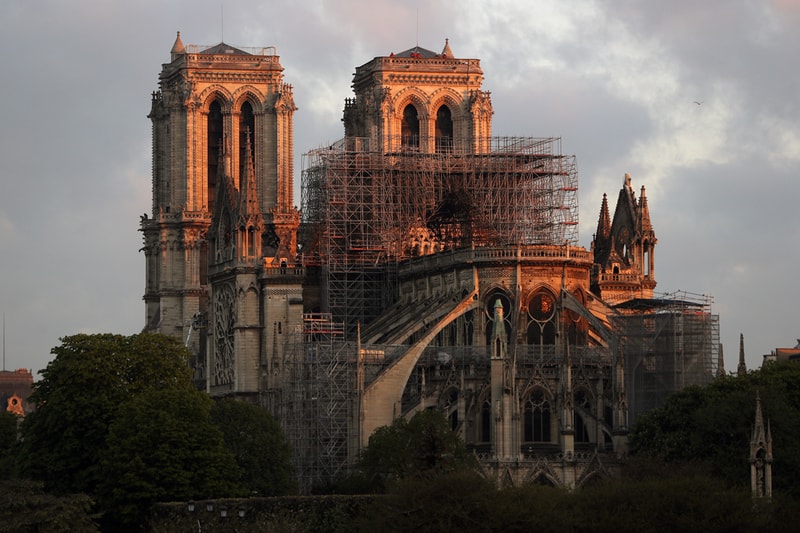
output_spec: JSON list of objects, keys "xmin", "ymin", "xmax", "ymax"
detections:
[
  {"xmin": 738, "ymin": 333, "xmax": 747, "ymax": 376},
  {"xmin": 750, "ymin": 392, "xmax": 773, "ymax": 499},
  {"xmin": 717, "ymin": 343, "xmax": 726, "ymax": 377},
  {"xmin": 639, "ymin": 185, "xmax": 653, "ymax": 233},
  {"xmin": 597, "ymin": 193, "xmax": 611, "ymax": 240},
  {"xmin": 491, "ymin": 299, "xmax": 508, "ymax": 359},
  {"xmin": 238, "ymin": 128, "xmax": 260, "ymax": 219}
]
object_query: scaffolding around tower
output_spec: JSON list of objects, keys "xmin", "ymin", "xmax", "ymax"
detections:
[
  {"xmin": 612, "ymin": 290, "xmax": 721, "ymax": 425},
  {"xmin": 301, "ymin": 135, "xmax": 579, "ymax": 335}
]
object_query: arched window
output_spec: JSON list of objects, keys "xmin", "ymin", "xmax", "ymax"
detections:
[
  {"xmin": 527, "ymin": 322, "xmax": 556, "ymax": 345},
  {"xmin": 435, "ymin": 105, "xmax": 453, "ymax": 153},
  {"xmin": 527, "ymin": 291, "xmax": 557, "ymax": 346},
  {"xmin": 401, "ymin": 104, "xmax": 420, "ymax": 148},
  {"xmin": 480, "ymin": 399, "xmax": 492, "ymax": 442},
  {"xmin": 239, "ymin": 101, "xmax": 255, "ymax": 177},
  {"xmin": 574, "ymin": 390, "xmax": 592, "ymax": 443},
  {"xmin": 442, "ymin": 388, "xmax": 459, "ymax": 432},
  {"xmin": 207, "ymin": 100, "xmax": 224, "ymax": 212},
  {"xmin": 523, "ymin": 390, "xmax": 551, "ymax": 442}
]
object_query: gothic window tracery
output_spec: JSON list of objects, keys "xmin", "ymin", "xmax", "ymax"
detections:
[
  {"xmin": 523, "ymin": 389, "xmax": 552, "ymax": 443},
  {"xmin": 527, "ymin": 290, "xmax": 557, "ymax": 346},
  {"xmin": 212, "ymin": 282, "xmax": 236, "ymax": 386}
]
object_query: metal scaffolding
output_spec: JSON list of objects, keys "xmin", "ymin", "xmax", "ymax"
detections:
[
  {"xmin": 612, "ymin": 291, "xmax": 720, "ymax": 424},
  {"xmin": 282, "ymin": 313, "xmax": 352, "ymax": 493},
  {"xmin": 301, "ymin": 136, "xmax": 579, "ymax": 335},
  {"xmin": 291, "ymin": 135, "xmax": 588, "ymax": 490}
]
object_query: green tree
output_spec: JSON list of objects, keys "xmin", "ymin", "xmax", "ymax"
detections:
[
  {"xmin": 629, "ymin": 361, "xmax": 800, "ymax": 496},
  {"xmin": 98, "ymin": 388, "xmax": 241, "ymax": 531},
  {"xmin": 357, "ymin": 469, "xmax": 494, "ymax": 532},
  {"xmin": 357, "ymin": 409, "xmax": 475, "ymax": 492},
  {"xmin": 0, "ymin": 479, "xmax": 99, "ymax": 533},
  {"xmin": 17, "ymin": 333, "xmax": 194, "ymax": 495},
  {"xmin": 210, "ymin": 398, "xmax": 296, "ymax": 496},
  {"xmin": 0, "ymin": 411, "xmax": 19, "ymax": 479}
]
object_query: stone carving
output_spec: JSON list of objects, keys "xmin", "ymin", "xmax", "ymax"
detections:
[{"xmin": 212, "ymin": 281, "xmax": 236, "ymax": 386}]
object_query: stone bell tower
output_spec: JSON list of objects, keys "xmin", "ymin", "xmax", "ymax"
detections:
[
  {"xmin": 140, "ymin": 32, "xmax": 300, "ymax": 363},
  {"xmin": 342, "ymin": 39, "xmax": 494, "ymax": 154}
]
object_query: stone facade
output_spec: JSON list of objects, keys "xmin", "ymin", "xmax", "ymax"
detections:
[{"xmin": 143, "ymin": 36, "xmax": 718, "ymax": 491}]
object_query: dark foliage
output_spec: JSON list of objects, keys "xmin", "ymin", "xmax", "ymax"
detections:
[
  {"xmin": 210, "ymin": 398, "xmax": 296, "ymax": 496},
  {"xmin": 0, "ymin": 411, "xmax": 19, "ymax": 479},
  {"xmin": 0, "ymin": 479, "xmax": 99, "ymax": 533},
  {"xmin": 98, "ymin": 389, "xmax": 241, "ymax": 531},
  {"xmin": 629, "ymin": 361, "xmax": 800, "ymax": 496},
  {"xmin": 17, "ymin": 333, "xmax": 194, "ymax": 495}
]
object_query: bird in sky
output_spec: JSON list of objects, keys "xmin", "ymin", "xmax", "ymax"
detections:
[{"xmin": 693, "ymin": 100, "xmax": 703, "ymax": 105}]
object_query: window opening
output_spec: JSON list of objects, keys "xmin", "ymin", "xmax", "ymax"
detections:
[
  {"xmin": 401, "ymin": 104, "xmax": 420, "ymax": 148},
  {"xmin": 435, "ymin": 105, "xmax": 453, "ymax": 153},
  {"xmin": 524, "ymin": 390, "xmax": 551, "ymax": 442},
  {"xmin": 207, "ymin": 100, "xmax": 223, "ymax": 213},
  {"xmin": 239, "ymin": 101, "xmax": 255, "ymax": 177}
]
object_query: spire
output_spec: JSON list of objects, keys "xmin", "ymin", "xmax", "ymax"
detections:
[
  {"xmin": 171, "ymin": 31, "xmax": 186, "ymax": 61},
  {"xmin": 750, "ymin": 391, "xmax": 773, "ymax": 500},
  {"xmin": 738, "ymin": 333, "xmax": 747, "ymax": 376},
  {"xmin": 639, "ymin": 186, "xmax": 653, "ymax": 233},
  {"xmin": 491, "ymin": 299, "xmax": 508, "ymax": 359},
  {"xmin": 717, "ymin": 343, "xmax": 726, "ymax": 377},
  {"xmin": 441, "ymin": 38, "xmax": 454, "ymax": 58},
  {"xmin": 753, "ymin": 391, "xmax": 764, "ymax": 435},
  {"xmin": 597, "ymin": 193, "xmax": 611, "ymax": 240},
  {"xmin": 238, "ymin": 129, "xmax": 259, "ymax": 218}
]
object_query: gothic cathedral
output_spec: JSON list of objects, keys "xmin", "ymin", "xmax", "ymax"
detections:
[{"xmin": 142, "ymin": 34, "xmax": 720, "ymax": 491}]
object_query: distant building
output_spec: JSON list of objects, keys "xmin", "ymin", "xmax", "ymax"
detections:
[
  {"xmin": 0, "ymin": 368, "xmax": 34, "ymax": 416},
  {"xmin": 142, "ymin": 34, "xmax": 722, "ymax": 491},
  {"xmin": 762, "ymin": 339, "xmax": 800, "ymax": 364}
]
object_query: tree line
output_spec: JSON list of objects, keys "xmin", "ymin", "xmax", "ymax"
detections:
[
  {"xmin": 0, "ymin": 333, "xmax": 294, "ymax": 532},
  {"xmin": 3, "ymin": 333, "xmax": 800, "ymax": 531}
]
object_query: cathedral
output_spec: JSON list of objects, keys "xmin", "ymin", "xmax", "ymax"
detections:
[{"xmin": 141, "ymin": 33, "xmax": 720, "ymax": 491}]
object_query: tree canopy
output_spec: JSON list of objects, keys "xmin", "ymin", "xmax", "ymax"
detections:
[
  {"xmin": 629, "ymin": 361, "xmax": 800, "ymax": 496},
  {"xmin": 0, "ymin": 411, "xmax": 19, "ymax": 480},
  {"xmin": 357, "ymin": 409, "xmax": 475, "ymax": 492},
  {"xmin": 210, "ymin": 398, "xmax": 296, "ymax": 497},
  {"xmin": 99, "ymin": 388, "xmax": 241, "ymax": 531},
  {"xmin": 0, "ymin": 480, "xmax": 99, "ymax": 533},
  {"xmin": 18, "ymin": 333, "xmax": 195, "ymax": 495}
]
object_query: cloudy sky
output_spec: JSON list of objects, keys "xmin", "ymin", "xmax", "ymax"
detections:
[{"xmin": 1, "ymin": 0, "xmax": 798, "ymax": 376}]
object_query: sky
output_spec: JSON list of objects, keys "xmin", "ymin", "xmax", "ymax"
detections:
[{"xmin": 1, "ymin": 0, "xmax": 798, "ymax": 377}]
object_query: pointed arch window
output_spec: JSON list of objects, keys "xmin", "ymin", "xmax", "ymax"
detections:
[
  {"xmin": 207, "ymin": 100, "xmax": 224, "ymax": 213},
  {"xmin": 401, "ymin": 104, "xmax": 420, "ymax": 149},
  {"xmin": 527, "ymin": 291, "xmax": 557, "ymax": 346},
  {"xmin": 480, "ymin": 399, "xmax": 492, "ymax": 443},
  {"xmin": 435, "ymin": 105, "xmax": 453, "ymax": 153},
  {"xmin": 523, "ymin": 390, "xmax": 551, "ymax": 442},
  {"xmin": 574, "ymin": 390, "xmax": 592, "ymax": 443},
  {"xmin": 239, "ymin": 101, "xmax": 255, "ymax": 178}
]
